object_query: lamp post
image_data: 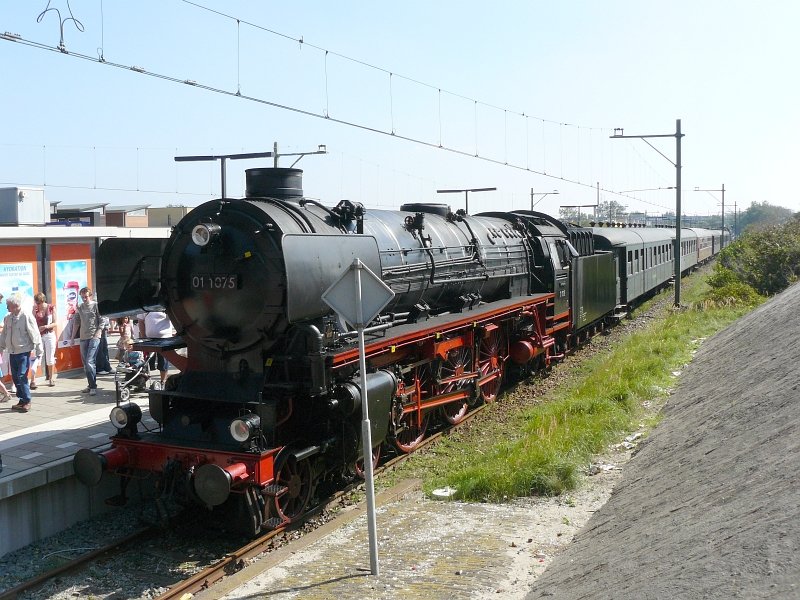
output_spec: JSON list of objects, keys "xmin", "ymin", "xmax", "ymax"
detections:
[
  {"xmin": 694, "ymin": 184, "xmax": 726, "ymax": 249},
  {"xmin": 530, "ymin": 189, "xmax": 559, "ymax": 211},
  {"xmin": 436, "ymin": 187, "xmax": 496, "ymax": 215},
  {"xmin": 175, "ymin": 142, "xmax": 327, "ymax": 197},
  {"xmin": 611, "ymin": 120, "xmax": 684, "ymax": 306}
]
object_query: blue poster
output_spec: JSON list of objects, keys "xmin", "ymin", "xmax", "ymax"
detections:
[
  {"xmin": 0, "ymin": 262, "xmax": 35, "ymax": 320},
  {"xmin": 54, "ymin": 260, "xmax": 88, "ymax": 347}
]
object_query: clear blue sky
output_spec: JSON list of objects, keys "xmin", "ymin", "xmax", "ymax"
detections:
[{"xmin": 1, "ymin": 1, "xmax": 797, "ymax": 219}]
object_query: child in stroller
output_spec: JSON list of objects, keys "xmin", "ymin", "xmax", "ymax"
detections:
[{"xmin": 115, "ymin": 342, "xmax": 153, "ymax": 401}]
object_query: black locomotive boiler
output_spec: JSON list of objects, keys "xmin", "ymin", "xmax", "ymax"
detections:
[{"xmin": 73, "ymin": 165, "xmax": 719, "ymax": 535}]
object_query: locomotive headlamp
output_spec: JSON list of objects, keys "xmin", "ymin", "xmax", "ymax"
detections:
[
  {"xmin": 230, "ymin": 413, "xmax": 261, "ymax": 443},
  {"xmin": 110, "ymin": 403, "xmax": 143, "ymax": 430},
  {"xmin": 191, "ymin": 222, "xmax": 221, "ymax": 247}
]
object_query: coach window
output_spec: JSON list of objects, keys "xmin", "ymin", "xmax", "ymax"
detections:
[{"xmin": 627, "ymin": 250, "xmax": 633, "ymax": 275}]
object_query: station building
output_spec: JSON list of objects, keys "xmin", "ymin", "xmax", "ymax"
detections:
[{"xmin": 0, "ymin": 186, "xmax": 172, "ymax": 376}]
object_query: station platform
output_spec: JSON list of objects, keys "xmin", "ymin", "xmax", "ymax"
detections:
[
  {"xmin": 0, "ymin": 368, "xmax": 135, "ymax": 480},
  {"xmin": 0, "ymin": 361, "xmax": 160, "ymax": 557}
]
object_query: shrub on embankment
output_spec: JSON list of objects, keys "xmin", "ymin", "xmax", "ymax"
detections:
[{"xmin": 708, "ymin": 215, "xmax": 800, "ymax": 300}]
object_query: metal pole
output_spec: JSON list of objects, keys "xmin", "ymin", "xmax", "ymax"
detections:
[
  {"xmin": 220, "ymin": 157, "xmax": 227, "ymax": 198},
  {"xmin": 273, "ymin": 141, "xmax": 279, "ymax": 168},
  {"xmin": 354, "ymin": 260, "xmax": 379, "ymax": 576},
  {"xmin": 721, "ymin": 183, "xmax": 725, "ymax": 250},
  {"xmin": 674, "ymin": 119, "xmax": 682, "ymax": 307},
  {"xmin": 465, "ymin": 190, "xmax": 469, "ymax": 215}
]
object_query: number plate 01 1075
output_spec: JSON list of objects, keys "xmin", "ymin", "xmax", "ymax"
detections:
[{"xmin": 191, "ymin": 274, "xmax": 239, "ymax": 290}]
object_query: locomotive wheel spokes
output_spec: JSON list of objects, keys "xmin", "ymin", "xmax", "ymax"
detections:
[
  {"xmin": 393, "ymin": 409, "xmax": 430, "ymax": 453},
  {"xmin": 392, "ymin": 364, "xmax": 432, "ymax": 453},
  {"xmin": 439, "ymin": 346, "xmax": 473, "ymax": 424},
  {"xmin": 273, "ymin": 455, "xmax": 313, "ymax": 522},
  {"xmin": 478, "ymin": 327, "xmax": 508, "ymax": 403},
  {"xmin": 354, "ymin": 444, "xmax": 381, "ymax": 479}
]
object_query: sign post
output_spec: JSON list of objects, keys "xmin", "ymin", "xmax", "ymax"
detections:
[{"xmin": 322, "ymin": 258, "xmax": 395, "ymax": 576}]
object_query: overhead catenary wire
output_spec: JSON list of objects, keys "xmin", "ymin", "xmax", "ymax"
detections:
[{"xmin": 2, "ymin": 1, "xmax": 675, "ymax": 213}]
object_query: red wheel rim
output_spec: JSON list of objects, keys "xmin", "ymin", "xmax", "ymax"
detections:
[
  {"xmin": 392, "ymin": 364, "xmax": 431, "ymax": 453},
  {"xmin": 274, "ymin": 456, "xmax": 313, "ymax": 522},
  {"xmin": 478, "ymin": 328, "xmax": 507, "ymax": 403},
  {"xmin": 439, "ymin": 346, "xmax": 472, "ymax": 424},
  {"xmin": 354, "ymin": 445, "xmax": 381, "ymax": 479}
]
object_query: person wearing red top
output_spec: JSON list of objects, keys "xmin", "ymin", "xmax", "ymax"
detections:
[{"xmin": 32, "ymin": 292, "xmax": 57, "ymax": 387}]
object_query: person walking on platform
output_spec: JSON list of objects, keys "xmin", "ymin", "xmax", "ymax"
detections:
[
  {"xmin": 72, "ymin": 287, "xmax": 103, "ymax": 396},
  {"xmin": 32, "ymin": 292, "xmax": 57, "ymax": 387},
  {"xmin": 0, "ymin": 292, "xmax": 43, "ymax": 412}
]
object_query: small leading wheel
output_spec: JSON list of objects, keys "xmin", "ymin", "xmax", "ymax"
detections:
[
  {"xmin": 354, "ymin": 444, "xmax": 381, "ymax": 479},
  {"xmin": 392, "ymin": 409, "xmax": 430, "ymax": 453},
  {"xmin": 150, "ymin": 381, "xmax": 163, "ymax": 391},
  {"xmin": 273, "ymin": 455, "xmax": 313, "ymax": 522},
  {"xmin": 119, "ymin": 386, "xmax": 130, "ymax": 402},
  {"xmin": 477, "ymin": 327, "xmax": 508, "ymax": 403}
]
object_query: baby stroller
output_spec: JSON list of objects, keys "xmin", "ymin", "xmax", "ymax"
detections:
[{"xmin": 115, "ymin": 349, "xmax": 156, "ymax": 402}]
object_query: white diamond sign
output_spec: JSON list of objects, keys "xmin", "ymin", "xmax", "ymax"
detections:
[
  {"xmin": 322, "ymin": 257, "xmax": 394, "ymax": 576},
  {"xmin": 322, "ymin": 259, "xmax": 394, "ymax": 328}
]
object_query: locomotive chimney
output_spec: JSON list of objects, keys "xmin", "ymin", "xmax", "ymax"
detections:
[{"xmin": 245, "ymin": 167, "xmax": 304, "ymax": 200}]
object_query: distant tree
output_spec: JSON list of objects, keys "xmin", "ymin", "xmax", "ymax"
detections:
[
  {"xmin": 559, "ymin": 207, "xmax": 580, "ymax": 223},
  {"xmin": 738, "ymin": 201, "xmax": 794, "ymax": 233},
  {"xmin": 596, "ymin": 200, "xmax": 627, "ymax": 222}
]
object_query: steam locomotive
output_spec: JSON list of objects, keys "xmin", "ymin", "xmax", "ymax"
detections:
[{"xmin": 73, "ymin": 166, "xmax": 727, "ymax": 535}]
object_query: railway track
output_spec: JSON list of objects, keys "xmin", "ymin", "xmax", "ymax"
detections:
[
  {"xmin": 0, "ymin": 410, "xmax": 478, "ymax": 600},
  {"xmin": 154, "ymin": 414, "xmax": 481, "ymax": 599},
  {"xmin": 0, "ymin": 527, "xmax": 157, "ymax": 600}
]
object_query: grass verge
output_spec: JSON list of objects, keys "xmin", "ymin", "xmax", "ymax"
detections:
[{"xmin": 386, "ymin": 270, "xmax": 760, "ymax": 502}]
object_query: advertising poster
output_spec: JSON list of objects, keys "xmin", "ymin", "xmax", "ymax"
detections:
[
  {"xmin": 54, "ymin": 260, "xmax": 88, "ymax": 347},
  {"xmin": 0, "ymin": 262, "xmax": 35, "ymax": 320}
]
